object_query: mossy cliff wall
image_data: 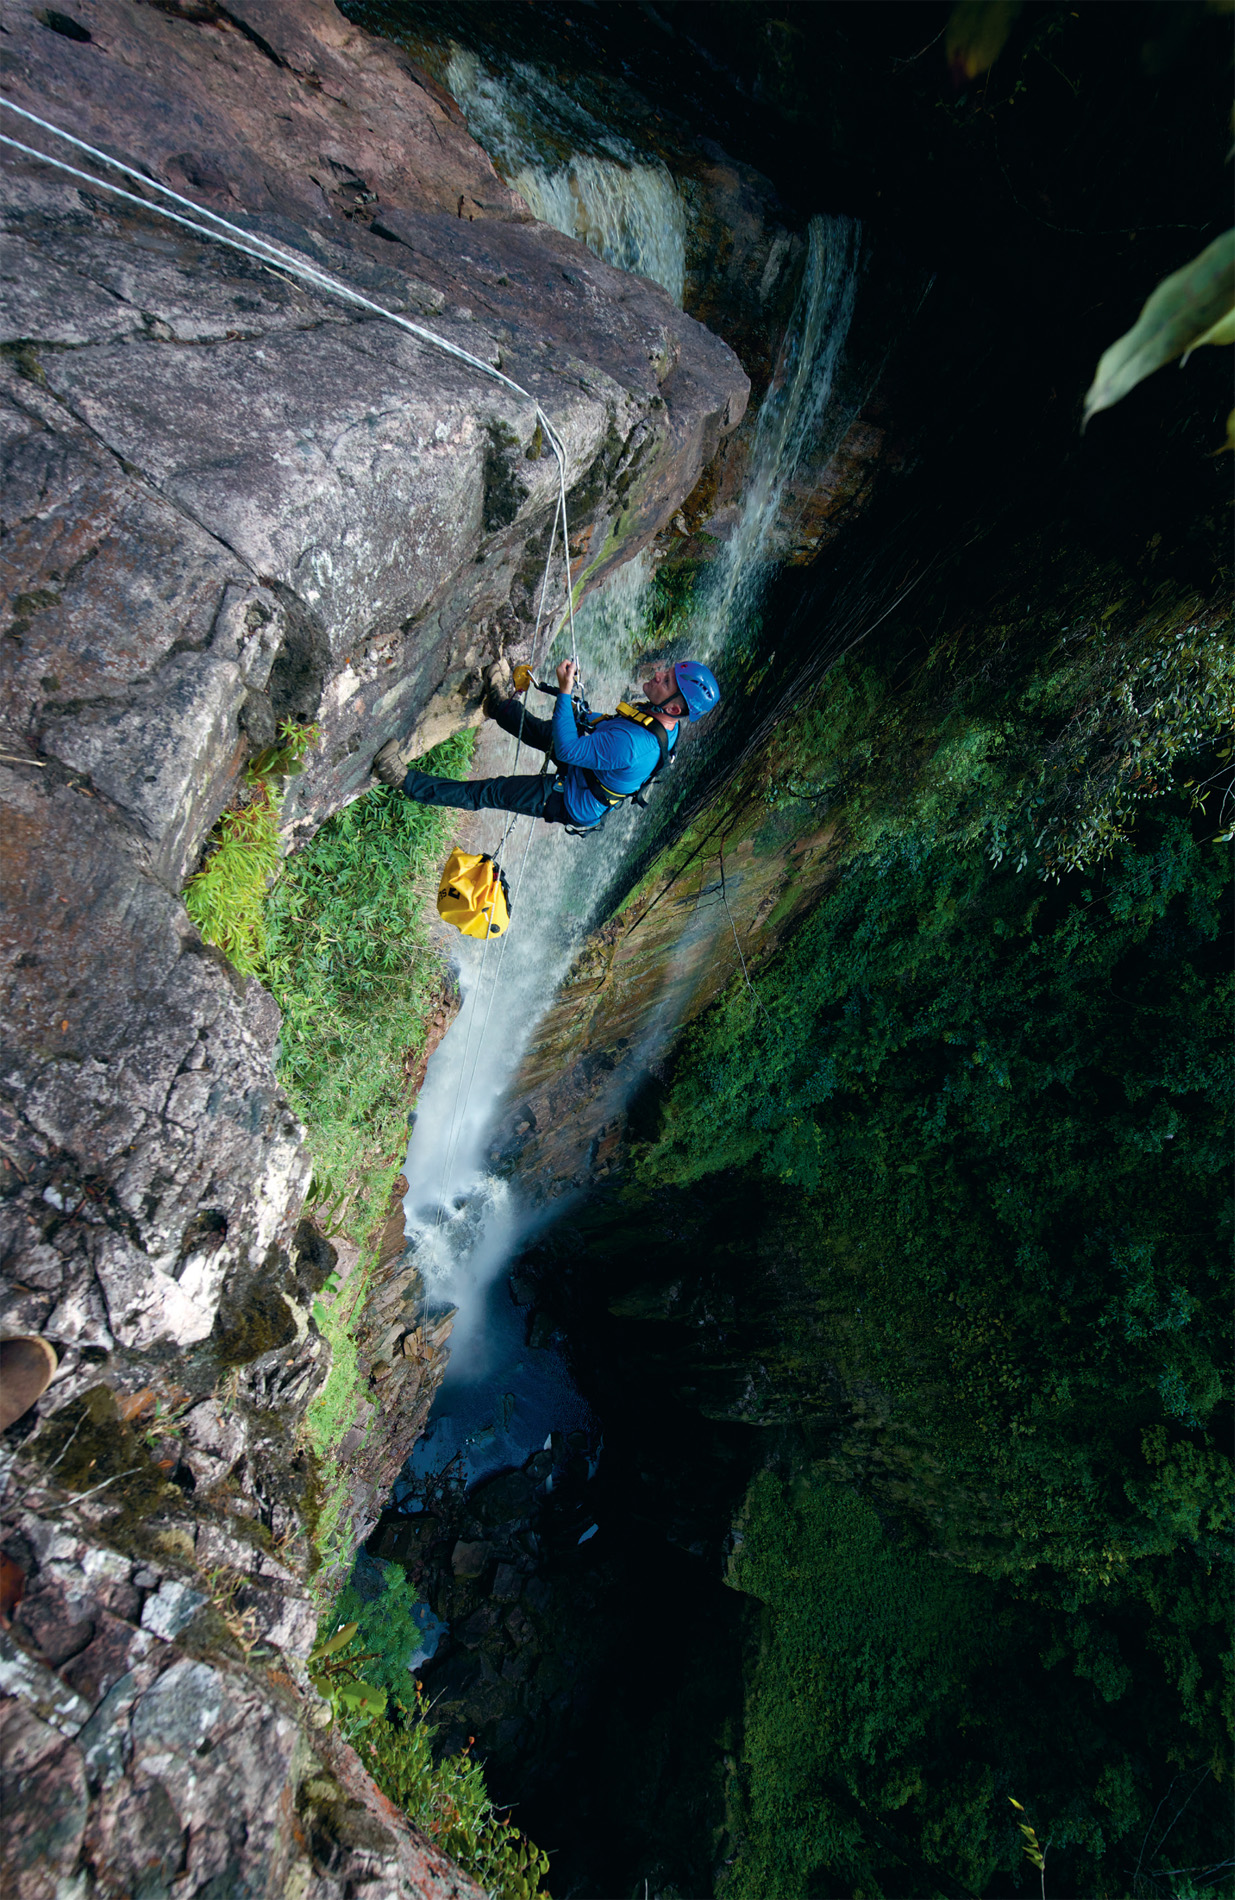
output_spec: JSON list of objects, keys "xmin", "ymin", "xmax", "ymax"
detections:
[{"xmin": 0, "ymin": 3, "xmax": 747, "ymax": 1892}]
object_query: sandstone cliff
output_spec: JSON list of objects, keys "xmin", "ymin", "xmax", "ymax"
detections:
[{"xmin": 0, "ymin": 2, "xmax": 747, "ymax": 1891}]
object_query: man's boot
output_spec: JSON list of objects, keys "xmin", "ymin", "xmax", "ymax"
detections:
[
  {"xmin": 482, "ymin": 657, "xmax": 513, "ymax": 719},
  {"xmin": 0, "ymin": 1336, "xmax": 58, "ymax": 1432},
  {"xmin": 372, "ymin": 740, "xmax": 405, "ymax": 787}
]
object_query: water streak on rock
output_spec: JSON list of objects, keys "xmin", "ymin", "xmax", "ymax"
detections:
[
  {"xmin": 694, "ymin": 214, "xmax": 861, "ymax": 657},
  {"xmin": 444, "ymin": 45, "xmax": 687, "ymax": 304}
]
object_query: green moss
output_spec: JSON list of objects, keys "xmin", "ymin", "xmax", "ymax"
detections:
[{"xmin": 32, "ymin": 1387, "xmax": 177, "ymax": 1533}]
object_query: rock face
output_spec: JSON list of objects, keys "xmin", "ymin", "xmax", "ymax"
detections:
[
  {"xmin": 0, "ymin": 0, "xmax": 746, "ymax": 1391},
  {"xmin": 0, "ymin": 1443, "xmax": 485, "ymax": 1900},
  {"xmin": 0, "ymin": 0, "xmax": 747, "ymax": 1888}
]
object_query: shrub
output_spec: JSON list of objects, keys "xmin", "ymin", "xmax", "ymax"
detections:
[
  {"xmin": 330, "ymin": 1558, "xmax": 426, "ymax": 1701},
  {"xmin": 184, "ymin": 717, "xmax": 323, "ymax": 973},
  {"xmin": 352, "ymin": 1686, "xmax": 551, "ymax": 1900}
]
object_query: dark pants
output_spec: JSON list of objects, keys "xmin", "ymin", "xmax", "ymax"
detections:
[{"xmin": 400, "ymin": 697, "xmax": 575, "ymax": 826}]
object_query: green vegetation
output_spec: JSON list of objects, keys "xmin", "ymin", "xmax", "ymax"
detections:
[
  {"xmin": 265, "ymin": 729, "xmax": 475, "ymax": 1244},
  {"xmin": 330, "ymin": 1559, "xmax": 426, "ymax": 1701},
  {"xmin": 186, "ymin": 727, "xmax": 477, "ymax": 1575},
  {"xmin": 271, "ymin": 734, "xmax": 474, "ymax": 1552},
  {"xmin": 353, "ymin": 1687, "xmax": 551, "ymax": 1900},
  {"xmin": 184, "ymin": 720, "xmax": 318, "ymax": 974},
  {"xmin": 634, "ymin": 555, "xmax": 1233, "ymax": 1896},
  {"xmin": 307, "ymin": 1618, "xmax": 389, "ymax": 1726},
  {"xmin": 311, "ymin": 1568, "xmax": 551, "ymax": 1900}
]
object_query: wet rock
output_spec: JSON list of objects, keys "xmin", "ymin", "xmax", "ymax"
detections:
[
  {"xmin": 522, "ymin": 1577, "xmax": 553, "ymax": 1619},
  {"xmin": 505, "ymin": 1605, "xmax": 534, "ymax": 1648},
  {"xmin": 491, "ymin": 1564, "xmax": 522, "ymax": 1603},
  {"xmin": 451, "ymin": 1540, "xmax": 493, "ymax": 1579},
  {"xmin": 456, "ymin": 1604, "xmax": 500, "ymax": 1649},
  {"xmin": 528, "ymin": 1313, "xmax": 560, "ymax": 1351},
  {"xmin": 470, "ymin": 1470, "xmax": 534, "ymax": 1529},
  {"xmin": 371, "ymin": 1516, "xmax": 440, "ymax": 1565}
]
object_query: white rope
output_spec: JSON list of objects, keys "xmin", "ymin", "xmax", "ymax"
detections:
[{"xmin": 0, "ymin": 94, "xmax": 582, "ymax": 661}]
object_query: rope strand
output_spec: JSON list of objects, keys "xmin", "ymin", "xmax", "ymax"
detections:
[{"xmin": 0, "ymin": 95, "xmax": 579, "ymax": 641}]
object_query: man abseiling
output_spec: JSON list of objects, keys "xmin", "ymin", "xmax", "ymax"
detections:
[{"xmin": 371, "ymin": 658, "xmax": 721, "ymax": 829}]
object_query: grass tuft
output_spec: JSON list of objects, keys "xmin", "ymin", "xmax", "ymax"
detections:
[
  {"xmin": 264, "ymin": 729, "xmax": 475, "ymax": 1244},
  {"xmin": 185, "ymin": 721, "xmax": 319, "ymax": 975}
]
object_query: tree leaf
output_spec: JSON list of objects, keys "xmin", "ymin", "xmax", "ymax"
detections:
[
  {"xmin": 1083, "ymin": 229, "xmax": 1235, "ymax": 425},
  {"xmin": 314, "ymin": 1620, "xmax": 359, "ymax": 1660},
  {"xmin": 1190, "ymin": 307, "xmax": 1235, "ymax": 351}
]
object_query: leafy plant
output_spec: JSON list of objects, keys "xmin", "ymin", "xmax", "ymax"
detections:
[
  {"xmin": 352, "ymin": 1684, "xmax": 552, "ymax": 1900},
  {"xmin": 1009, "ymin": 1798, "xmax": 1048, "ymax": 1896},
  {"xmin": 308, "ymin": 1620, "xmax": 388, "ymax": 1727},
  {"xmin": 330, "ymin": 1559, "xmax": 426, "ymax": 1700},
  {"xmin": 1083, "ymin": 228, "xmax": 1235, "ymax": 432},
  {"xmin": 945, "ymin": 0, "xmax": 1022, "ymax": 85},
  {"xmin": 184, "ymin": 719, "xmax": 319, "ymax": 975}
]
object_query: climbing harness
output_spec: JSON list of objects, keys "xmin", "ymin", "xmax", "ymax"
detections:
[
  {"xmin": 437, "ymin": 850, "xmax": 511, "ymax": 938},
  {"xmin": 578, "ymin": 701, "xmax": 674, "ymax": 813}
]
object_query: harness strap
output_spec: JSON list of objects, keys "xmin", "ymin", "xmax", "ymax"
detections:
[{"xmin": 580, "ymin": 703, "xmax": 672, "ymax": 807}]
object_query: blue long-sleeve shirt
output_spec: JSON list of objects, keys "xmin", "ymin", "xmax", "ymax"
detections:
[{"xmin": 551, "ymin": 695, "xmax": 677, "ymax": 826}]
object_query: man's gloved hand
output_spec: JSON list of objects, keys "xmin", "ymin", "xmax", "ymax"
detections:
[{"xmin": 512, "ymin": 663, "xmax": 534, "ymax": 694}]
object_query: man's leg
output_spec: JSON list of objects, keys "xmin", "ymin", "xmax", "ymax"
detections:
[
  {"xmin": 402, "ymin": 768, "xmax": 571, "ymax": 825},
  {"xmin": 489, "ymin": 696, "xmax": 556, "ymax": 754}
]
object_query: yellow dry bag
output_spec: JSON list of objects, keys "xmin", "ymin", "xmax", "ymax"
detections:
[{"xmin": 437, "ymin": 848, "xmax": 511, "ymax": 939}]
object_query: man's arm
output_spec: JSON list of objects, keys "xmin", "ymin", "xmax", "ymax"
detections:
[{"xmin": 548, "ymin": 660, "xmax": 648, "ymax": 779}]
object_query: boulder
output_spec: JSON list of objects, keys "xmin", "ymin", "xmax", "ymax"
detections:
[
  {"xmin": 470, "ymin": 1470, "xmax": 534, "ymax": 1529},
  {"xmin": 450, "ymin": 1540, "xmax": 492, "ymax": 1580}
]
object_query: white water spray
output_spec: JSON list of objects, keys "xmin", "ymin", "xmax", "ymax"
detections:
[
  {"xmin": 444, "ymin": 47, "xmax": 686, "ymax": 304},
  {"xmin": 692, "ymin": 214, "xmax": 860, "ymax": 660}
]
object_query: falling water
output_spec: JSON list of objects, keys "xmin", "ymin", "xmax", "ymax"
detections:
[
  {"xmin": 400, "ymin": 556, "xmax": 655, "ymax": 1386},
  {"xmin": 444, "ymin": 46, "xmax": 687, "ymax": 304},
  {"xmin": 691, "ymin": 213, "xmax": 861, "ymax": 661}
]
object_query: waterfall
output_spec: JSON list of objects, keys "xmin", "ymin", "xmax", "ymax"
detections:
[
  {"xmin": 691, "ymin": 214, "xmax": 861, "ymax": 660},
  {"xmin": 443, "ymin": 46, "xmax": 686, "ymax": 305},
  {"xmin": 391, "ymin": 214, "xmax": 861, "ymax": 1498}
]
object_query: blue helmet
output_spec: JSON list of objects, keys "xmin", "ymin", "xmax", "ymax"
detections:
[{"xmin": 673, "ymin": 660, "xmax": 721, "ymax": 723}]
